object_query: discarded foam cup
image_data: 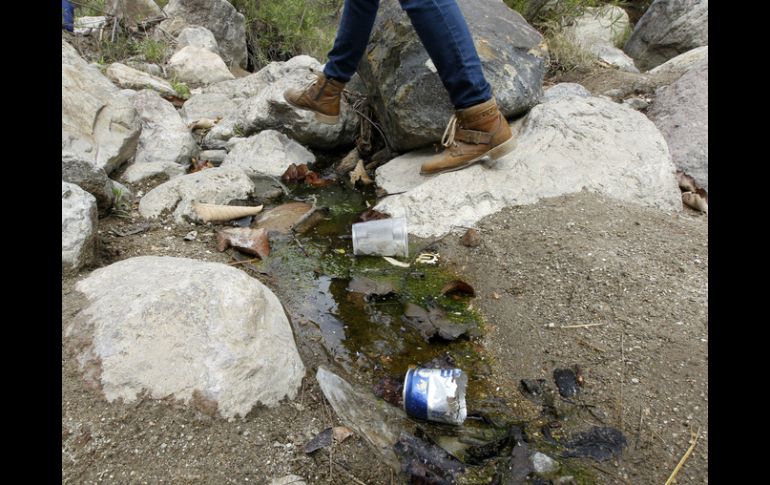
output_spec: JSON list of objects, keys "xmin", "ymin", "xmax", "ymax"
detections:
[
  {"xmin": 403, "ymin": 367, "xmax": 467, "ymax": 425},
  {"xmin": 351, "ymin": 217, "xmax": 408, "ymax": 258}
]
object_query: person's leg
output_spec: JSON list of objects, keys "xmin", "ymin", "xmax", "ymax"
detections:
[
  {"xmin": 285, "ymin": 0, "xmax": 380, "ymax": 124},
  {"xmin": 324, "ymin": 0, "xmax": 381, "ymax": 82},
  {"xmin": 398, "ymin": 0, "xmax": 491, "ymax": 109}
]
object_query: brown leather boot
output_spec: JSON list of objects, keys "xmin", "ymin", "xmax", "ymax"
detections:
[
  {"xmin": 283, "ymin": 72, "xmax": 345, "ymax": 125},
  {"xmin": 420, "ymin": 98, "xmax": 515, "ymax": 175}
]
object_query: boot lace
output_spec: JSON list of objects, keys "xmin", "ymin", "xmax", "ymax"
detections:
[{"xmin": 441, "ymin": 114, "xmax": 459, "ymax": 148}]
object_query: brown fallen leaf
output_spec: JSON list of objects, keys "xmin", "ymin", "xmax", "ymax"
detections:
[
  {"xmin": 188, "ymin": 157, "xmax": 214, "ymax": 174},
  {"xmin": 676, "ymin": 171, "xmax": 698, "ymax": 193},
  {"xmin": 162, "ymin": 95, "xmax": 187, "ymax": 108},
  {"xmin": 335, "ymin": 147, "xmax": 360, "ymax": 175},
  {"xmin": 216, "ymin": 228, "xmax": 270, "ymax": 259},
  {"xmin": 304, "ymin": 171, "xmax": 336, "ymax": 187},
  {"xmin": 281, "ymin": 163, "xmax": 310, "ymax": 183},
  {"xmin": 440, "ymin": 280, "xmax": 476, "ymax": 299},
  {"xmin": 349, "ymin": 159, "xmax": 373, "ymax": 186},
  {"xmin": 356, "ymin": 208, "xmax": 389, "ymax": 223},
  {"xmin": 332, "ymin": 426, "xmax": 354, "ymax": 443},
  {"xmin": 682, "ymin": 191, "xmax": 708, "ymax": 213}
]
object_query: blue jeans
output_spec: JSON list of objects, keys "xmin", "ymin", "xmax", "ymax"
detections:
[{"xmin": 323, "ymin": 0, "xmax": 492, "ymax": 110}]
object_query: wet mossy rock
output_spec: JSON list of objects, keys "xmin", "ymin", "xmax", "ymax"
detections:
[{"xmin": 357, "ymin": 0, "xmax": 547, "ymax": 152}]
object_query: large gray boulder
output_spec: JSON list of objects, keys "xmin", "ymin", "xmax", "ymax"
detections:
[
  {"xmin": 130, "ymin": 89, "xmax": 198, "ymax": 166},
  {"xmin": 221, "ymin": 130, "xmax": 315, "ymax": 178},
  {"xmin": 542, "ymin": 83, "xmax": 591, "ymax": 103},
  {"xmin": 62, "ymin": 156, "xmax": 115, "ymax": 213},
  {"xmin": 68, "ymin": 256, "xmax": 305, "ymax": 419},
  {"xmin": 161, "ymin": 0, "xmax": 247, "ymax": 69},
  {"xmin": 648, "ymin": 45, "xmax": 708, "ymax": 78},
  {"xmin": 179, "ymin": 93, "xmax": 240, "ymax": 125},
  {"xmin": 175, "ymin": 26, "xmax": 220, "ymax": 55},
  {"xmin": 647, "ymin": 60, "xmax": 708, "ymax": 191},
  {"xmin": 62, "ymin": 182, "xmax": 98, "ymax": 274},
  {"xmin": 356, "ymin": 0, "xmax": 547, "ymax": 152},
  {"xmin": 106, "ymin": 63, "xmax": 177, "ymax": 98},
  {"xmin": 167, "ymin": 46, "xmax": 235, "ymax": 86},
  {"xmin": 375, "ymin": 95, "xmax": 681, "ymax": 237},
  {"xmin": 106, "ymin": 0, "xmax": 162, "ymax": 26},
  {"xmin": 204, "ymin": 56, "xmax": 359, "ymax": 150},
  {"xmin": 624, "ymin": 0, "xmax": 708, "ymax": 71},
  {"xmin": 565, "ymin": 6, "xmax": 639, "ymax": 72},
  {"xmin": 138, "ymin": 166, "xmax": 259, "ymax": 223},
  {"xmin": 62, "ymin": 40, "xmax": 141, "ymax": 175},
  {"xmin": 121, "ymin": 161, "xmax": 187, "ymax": 184}
]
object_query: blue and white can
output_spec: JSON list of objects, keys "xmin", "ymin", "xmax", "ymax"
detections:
[{"xmin": 403, "ymin": 367, "xmax": 468, "ymax": 425}]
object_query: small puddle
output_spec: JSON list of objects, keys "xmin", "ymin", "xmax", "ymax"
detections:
[{"xmin": 243, "ymin": 158, "xmax": 600, "ymax": 483}]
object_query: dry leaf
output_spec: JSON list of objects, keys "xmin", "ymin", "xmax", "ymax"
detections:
[
  {"xmin": 332, "ymin": 426, "xmax": 354, "ymax": 443},
  {"xmin": 281, "ymin": 163, "xmax": 310, "ymax": 183},
  {"xmin": 682, "ymin": 191, "xmax": 708, "ymax": 213},
  {"xmin": 349, "ymin": 160, "xmax": 373, "ymax": 186},
  {"xmin": 357, "ymin": 208, "xmax": 389, "ymax": 223},
  {"xmin": 492, "ymin": 292, "xmax": 501, "ymax": 300},
  {"xmin": 216, "ymin": 228, "xmax": 270, "ymax": 259},
  {"xmin": 440, "ymin": 280, "xmax": 476, "ymax": 298},
  {"xmin": 304, "ymin": 171, "xmax": 335, "ymax": 187},
  {"xmin": 194, "ymin": 203, "xmax": 263, "ymax": 222},
  {"xmin": 676, "ymin": 171, "xmax": 698, "ymax": 193},
  {"xmin": 188, "ymin": 157, "xmax": 214, "ymax": 174}
]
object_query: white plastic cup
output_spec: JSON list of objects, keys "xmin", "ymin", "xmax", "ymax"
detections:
[{"xmin": 351, "ymin": 217, "xmax": 409, "ymax": 258}]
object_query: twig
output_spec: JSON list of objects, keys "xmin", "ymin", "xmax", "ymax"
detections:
[
  {"xmin": 227, "ymin": 257, "xmax": 261, "ymax": 266},
  {"xmin": 664, "ymin": 427, "xmax": 701, "ymax": 485},
  {"xmin": 110, "ymin": 15, "xmax": 119, "ymax": 43},
  {"xmin": 576, "ymin": 336, "xmax": 605, "ymax": 353},
  {"xmin": 292, "ymin": 234, "xmax": 309, "ymax": 257},
  {"xmin": 636, "ymin": 402, "xmax": 644, "ymax": 450},
  {"xmin": 332, "ymin": 460, "xmax": 368, "ymax": 485},
  {"xmin": 559, "ymin": 323, "xmax": 605, "ymax": 329},
  {"xmin": 618, "ymin": 331, "xmax": 624, "ymax": 431}
]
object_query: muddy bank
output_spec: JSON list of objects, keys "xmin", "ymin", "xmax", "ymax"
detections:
[{"xmin": 435, "ymin": 192, "xmax": 708, "ymax": 484}]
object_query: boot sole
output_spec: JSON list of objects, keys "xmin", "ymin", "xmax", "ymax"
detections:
[
  {"xmin": 284, "ymin": 95, "xmax": 340, "ymax": 125},
  {"xmin": 419, "ymin": 136, "xmax": 517, "ymax": 176}
]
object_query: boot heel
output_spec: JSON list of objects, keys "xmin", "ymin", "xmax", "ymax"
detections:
[
  {"xmin": 487, "ymin": 136, "xmax": 517, "ymax": 160},
  {"xmin": 314, "ymin": 112, "xmax": 340, "ymax": 125}
]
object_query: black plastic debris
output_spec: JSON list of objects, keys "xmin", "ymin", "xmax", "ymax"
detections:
[
  {"xmin": 304, "ymin": 427, "xmax": 333, "ymax": 454},
  {"xmin": 553, "ymin": 368, "xmax": 579, "ymax": 398},
  {"xmin": 394, "ymin": 431, "xmax": 465, "ymax": 485},
  {"xmin": 561, "ymin": 426, "xmax": 627, "ymax": 461}
]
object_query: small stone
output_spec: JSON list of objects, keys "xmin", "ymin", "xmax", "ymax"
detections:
[
  {"xmin": 631, "ymin": 378, "xmax": 639, "ymax": 384},
  {"xmin": 184, "ymin": 231, "xmax": 197, "ymax": 241},
  {"xmin": 532, "ymin": 451, "xmax": 559, "ymax": 474}
]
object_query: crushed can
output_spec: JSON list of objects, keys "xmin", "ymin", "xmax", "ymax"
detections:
[{"xmin": 403, "ymin": 367, "xmax": 468, "ymax": 425}]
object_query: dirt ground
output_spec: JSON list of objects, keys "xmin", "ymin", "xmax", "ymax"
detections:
[{"xmin": 62, "ymin": 186, "xmax": 707, "ymax": 484}]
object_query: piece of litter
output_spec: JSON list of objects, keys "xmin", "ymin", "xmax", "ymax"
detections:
[
  {"xmin": 415, "ymin": 252, "xmax": 439, "ymax": 265},
  {"xmin": 383, "ymin": 256, "xmax": 410, "ymax": 268}
]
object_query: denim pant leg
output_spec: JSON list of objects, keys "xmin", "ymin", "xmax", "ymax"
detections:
[
  {"xmin": 324, "ymin": 0, "xmax": 381, "ymax": 83},
  {"xmin": 399, "ymin": 0, "xmax": 492, "ymax": 109}
]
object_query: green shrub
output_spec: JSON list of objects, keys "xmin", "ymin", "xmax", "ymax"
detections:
[
  {"xmin": 132, "ymin": 38, "xmax": 166, "ymax": 63},
  {"xmin": 170, "ymin": 79, "xmax": 191, "ymax": 99},
  {"xmin": 74, "ymin": 0, "xmax": 106, "ymax": 17},
  {"xmin": 231, "ymin": 0, "xmax": 342, "ymax": 69}
]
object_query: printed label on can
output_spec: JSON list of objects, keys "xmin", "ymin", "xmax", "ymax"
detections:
[{"xmin": 403, "ymin": 368, "xmax": 468, "ymax": 425}]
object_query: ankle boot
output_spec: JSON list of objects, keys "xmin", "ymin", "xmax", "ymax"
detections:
[
  {"xmin": 420, "ymin": 98, "xmax": 515, "ymax": 175},
  {"xmin": 283, "ymin": 72, "xmax": 346, "ymax": 125}
]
